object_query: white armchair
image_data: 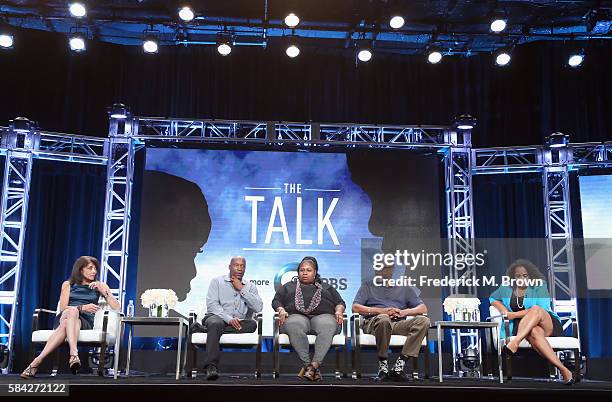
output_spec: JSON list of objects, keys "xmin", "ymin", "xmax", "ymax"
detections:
[
  {"xmin": 187, "ymin": 312, "xmax": 263, "ymax": 378},
  {"xmin": 30, "ymin": 302, "xmax": 121, "ymax": 376},
  {"xmin": 488, "ymin": 305, "xmax": 581, "ymax": 382},
  {"xmin": 272, "ymin": 313, "xmax": 349, "ymax": 379}
]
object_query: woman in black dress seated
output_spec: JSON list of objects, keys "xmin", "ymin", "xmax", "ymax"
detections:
[
  {"xmin": 489, "ymin": 259, "xmax": 572, "ymax": 384},
  {"xmin": 272, "ymin": 256, "xmax": 345, "ymax": 381},
  {"xmin": 21, "ymin": 256, "xmax": 120, "ymax": 379}
]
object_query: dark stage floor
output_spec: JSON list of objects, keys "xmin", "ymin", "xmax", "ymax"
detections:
[{"xmin": 1, "ymin": 374, "xmax": 611, "ymax": 402}]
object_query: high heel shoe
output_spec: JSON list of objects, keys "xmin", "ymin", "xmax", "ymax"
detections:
[
  {"xmin": 20, "ymin": 364, "xmax": 38, "ymax": 379},
  {"xmin": 561, "ymin": 373, "xmax": 575, "ymax": 386},
  {"xmin": 69, "ymin": 355, "xmax": 81, "ymax": 374},
  {"xmin": 503, "ymin": 344, "xmax": 517, "ymax": 356}
]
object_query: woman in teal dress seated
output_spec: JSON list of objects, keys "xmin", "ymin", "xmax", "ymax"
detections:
[
  {"xmin": 21, "ymin": 256, "xmax": 120, "ymax": 378},
  {"xmin": 489, "ymin": 259, "xmax": 573, "ymax": 384}
]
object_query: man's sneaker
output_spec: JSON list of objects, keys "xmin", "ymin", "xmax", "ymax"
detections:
[
  {"xmin": 389, "ymin": 369, "xmax": 412, "ymax": 382},
  {"xmin": 375, "ymin": 359, "xmax": 390, "ymax": 382},
  {"xmin": 206, "ymin": 364, "xmax": 219, "ymax": 381},
  {"xmin": 389, "ymin": 356, "xmax": 412, "ymax": 382}
]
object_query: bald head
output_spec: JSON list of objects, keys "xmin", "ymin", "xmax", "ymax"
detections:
[{"xmin": 229, "ymin": 256, "xmax": 246, "ymax": 280}]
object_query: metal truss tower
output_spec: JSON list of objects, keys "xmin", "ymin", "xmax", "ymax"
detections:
[{"xmin": 99, "ymin": 115, "xmax": 137, "ymax": 312}]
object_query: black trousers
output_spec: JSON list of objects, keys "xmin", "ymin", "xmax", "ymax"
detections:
[{"xmin": 199, "ymin": 314, "xmax": 257, "ymax": 366}]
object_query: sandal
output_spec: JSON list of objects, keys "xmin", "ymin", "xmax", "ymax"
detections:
[
  {"xmin": 69, "ymin": 355, "xmax": 81, "ymax": 375},
  {"xmin": 303, "ymin": 364, "xmax": 321, "ymax": 381},
  {"xmin": 297, "ymin": 366, "xmax": 306, "ymax": 379},
  {"xmin": 20, "ymin": 364, "xmax": 38, "ymax": 380}
]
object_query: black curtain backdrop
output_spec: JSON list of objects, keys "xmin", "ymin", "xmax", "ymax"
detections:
[
  {"xmin": 0, "ymin": 27, "xmax": 610, "ymax": 147},
  {"xmin": 13, "ymin": 160, "xmax": 106, "ymax": 371}
]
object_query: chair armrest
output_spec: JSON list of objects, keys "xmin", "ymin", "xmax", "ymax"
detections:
[
  {"xmin": 486, "ymin": 313, "xmax": 506, "ymax": 321},
  {"xmin": 255, "ymin": 312, "xmax": 263, "ymax": 336},
  {"xmin": 32, "ymin": 308, "xmax": 57, "ymax": 332},
  {"xmin": 189, "ymin": 311, "xmax": 197, "ymax": 325}
]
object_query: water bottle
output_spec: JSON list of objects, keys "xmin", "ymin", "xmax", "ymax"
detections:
[{"xmin": 127, "ymin": 300, "xmax": 134, "ymax": 317}]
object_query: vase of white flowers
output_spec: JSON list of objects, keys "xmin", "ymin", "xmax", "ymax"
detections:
[
  {"xmin": 443, "ymin": 295, "xmax": 481, "ymax": 322},
  {"xmin": 140, "ymin": 289, "xmax": 178, "ymax": 318}
]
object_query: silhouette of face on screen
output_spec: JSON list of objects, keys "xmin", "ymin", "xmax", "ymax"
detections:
[{"xmin": 137, "ymin": 170, "xmax": 211, "ymax": 309}]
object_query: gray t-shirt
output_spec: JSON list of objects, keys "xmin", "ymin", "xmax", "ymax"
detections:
[{"xmin": 352, "ymin": 279, "xmax": 423, "ymax": 309}]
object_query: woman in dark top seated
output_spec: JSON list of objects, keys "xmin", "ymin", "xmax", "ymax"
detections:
[
  {"xmin": 489, "ymin": 259, "xmax": 572, "ymax": 384},
  {"xmin": 272, "ymin": 256, "xmax": 345, "ymax": 381},
  {"xmin": 21, "ymin": 256, "xmax": 120, "ymax": 379}
]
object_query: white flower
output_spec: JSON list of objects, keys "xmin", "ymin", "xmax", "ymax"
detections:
[
  {"xmin": 141, "ymin": 289, "xmax": 179, "ymax": 309},
  {"xmin": 443, "ymin": 295, "xmax": 481, "ymax": 315}
]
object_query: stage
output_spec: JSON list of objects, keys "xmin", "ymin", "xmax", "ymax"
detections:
[{"xmin": 1, "ymin": 375, "xmax": 611, "ymax": 402}]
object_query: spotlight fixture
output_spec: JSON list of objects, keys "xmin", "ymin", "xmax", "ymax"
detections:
[
  {"xmin": 69, "ymin": 2, "xmax": 87, "ymax": 18},
  {"xmin": 546, "ymin": 132, "xmax": 569, "ymax": 148},
  {"xmin": 389, "ymin": 15, "xmax": 405, "ymax": 29},
  {"xmin": 284, "ymin": 13, "xmax": 300, "ymax": 28},
  {"xmin": 357, "ymin": 48, "xmax": 372, "ymax": 62},
  {"xmin": 286, "ymin": 43, "xmax": 300, "ymax": 58},
  {"xmin": 494, "ymin": 50, "xmax": 511, "ymax": 66},
  {"xmin": 10, "ymin": 117, "xmax": 35, "ymax": 133},
  {"xmin": 0, "ymin": 33, "xmax": 14, "ymax": 49},
  {"xmin": 568, "ymin": 52, "xmax": 584, "ymax": 68},
  {"xmin": 427, "ymin": 48, "xmax": 443, "ymax": 64},
  {"xmin": 217, "ymin": 38, "xmax": 232, "ymax": 56},
  {"xmin": 143, "ymin": 36, "xmax": 159, "ymax": 54},
  {"xmin": 69, "ymin": 32, "xmax": 86, "ymax": 52},
  {"xmin": 178, "ymin": 6, "xmax": 195, "ymax": 22},
  {"xmin": 454, "ymin": 114, "xmax": 477, "ymax": 130},
  {"xmin": 108, "ymin": 103, "xmax": 130, "ymax": 119},
  {"xmin": 490, "ymin": 18, "xmax": 507, "ymax": 33}
]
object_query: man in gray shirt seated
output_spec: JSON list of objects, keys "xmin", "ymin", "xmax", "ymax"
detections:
[
  {"xmin": 352, "ymin": 263, "xmax": 429, "ymax": 382},
  {"xmin": 198, "ymin": 256, "xmax": 263, "ymax": 380}
]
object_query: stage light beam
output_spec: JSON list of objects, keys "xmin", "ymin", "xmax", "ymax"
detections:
[
  {"xmin": 428, "ymin": 50, "xmax": 442, "ymax": 64},
  {"xmin": 69, "ymin": 2, "xmax": 87, "ymax": 18},
  {"xmin": 357, "ymin": 48, "xmax": 372, "ymax": 62},
  {"xmin": 178, "ymin": 6, "xmax": 195, "ymax": 22},
  {"xmin": 69, "ymin": 33, "xmax": 86, "ymax": 52},
  {"xmin": 389, "ymin": 16, "xmax": 405, "ymax": 29},
  {"xmin": 284, "ymin": 13, "xmax": 300, "ymax": 28},
  {"xmin": 143, "ymin": 37, "xmax": 158, "ymax": 54},
  {"xmin": 490, "ymin": 18, "xmax": 507, "ymax": 33},
  {"xmin": 495, "ymin": 51, "xmax": 511, "ymax": 66},
  {"xmin": 286, "ymin": 44, "xmax": 300, "ymax": 58},
  {"xmin": 0, "ymin": 34, "xmax": 14, "ymax": 49},
  {"xmin": 568, "ymin": 53, "xmax": 584, "ymax": 68},
  {"xmin": 217, "ymin": 41, "xmax": 232, "ymax": 56}
]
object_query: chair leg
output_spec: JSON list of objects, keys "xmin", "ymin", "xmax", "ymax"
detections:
[
  {"xmin": 424, "ymin": 344, "xmax": 430, "ymax": 379},
  {"xmin": 190, "ymin": 347, "xmax": 198, "ymax": 379},
  {"xmin": 51, "ymin": 349, "xmax": 60, "ymax": 377},
  {"xmin": 255, "ymin": 342, "xmax": 262, "ymax": 379},
  {"xmin": 335, "ymin": 347, "xmax": 341, "ymax": 379},
  {"xmin": 505, "ymin": 350, "xmax": 512, "ymax": 381},
  {"xmin": 98, "ymin": 343, "xmax": 107, "ymax": 376},
  {"xmin": 548, "ymin": 362, "xmax": 556, "ymax": 379},
  {"xmin": 272, "ymin": 340, "xmax": 279, "ymax": 378},
  {"xmin": 412, "ymin": 355, "xmax": 419, "ymax": 379},
  {"xmin": 29, "ymin": 344, "xmax": 35, "ymax": 369},
  {"xmin": 574, "ymin": 350, "xmax": 581, "ymax": 383}
]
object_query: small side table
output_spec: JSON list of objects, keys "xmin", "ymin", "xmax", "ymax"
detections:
[
  {"xmin": 113, "ymin": 316, "xmax": 190, "ymax": 380},
  {"xmin": 434, "ymin": 320, "xmax": 503, "ymax": 383}
]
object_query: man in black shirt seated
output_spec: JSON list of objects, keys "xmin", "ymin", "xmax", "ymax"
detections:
[{"xmin": 352, "ymin": 263, "xmax": 429, "ymax": 382}]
